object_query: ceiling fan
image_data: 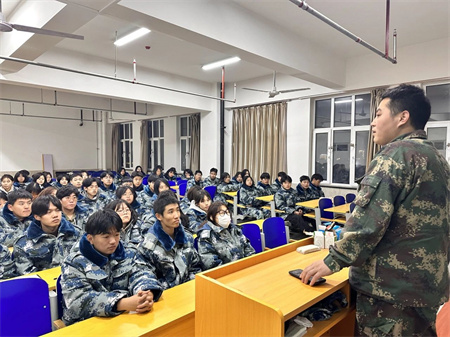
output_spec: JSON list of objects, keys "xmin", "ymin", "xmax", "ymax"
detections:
[
  {"xmin": 0, "ymin": 0, "xmax": 84, "ymax": 40},
  {"xmin": 242, "ymin": 71, "xmax": 310, "ymax": 98}
]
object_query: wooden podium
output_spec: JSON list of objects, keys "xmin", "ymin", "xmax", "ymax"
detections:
[{"xmin": 195, "ymin": 238, "xmax": 355, "ymax": 337}]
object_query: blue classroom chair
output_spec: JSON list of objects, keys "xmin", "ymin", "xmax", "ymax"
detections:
[
  {"xmin": 346, "ymin": 193, "xmax": 356, "ymax": 203},
  {"xmin": 178, "ymin": 181, "xmax": 187, "ymax": 198},
  {"xmin": 263, "ymin": 217, "xmax": 288, "ymax": 249},
  {"xmin": 241, "ymin": 223, "xmax": 265, "ymax": 253},
  {"xmin": 350, "ymin": 202, "xmax": 356, "ymax": 213},
  {"xmin": 319, "ymin": 198, "xmax": 334, "ymax": 220},
  {"xmin": 333, "ymin": 195, "xmax": 346, "ymax": 206},
  {"xmin": 204, "ymin": 185, "xmax": 217, "ymax": 200},
  {"xmin": 0, "ymin": 278, "xmax": 52, "ymax": 336}
]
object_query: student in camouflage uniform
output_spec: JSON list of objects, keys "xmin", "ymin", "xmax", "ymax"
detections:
[
  {"xmin": 56, "ymin": 185, "xmax": 89, "ymax": 232},
  {"xmin": 309, "ymin": 173, "xmax": 325, "ymax": 198},
  {"xmin": 1, "ymin": 174, "xmax": 15, "ymax": 195},
  {"xmin": 184, "ymin": 189, "xmax": 211, "ymax": 234},
  {"xmin": 231, "ymin": 171, "xmax": 243, "ymax": 185},
  {"xmin": 61, "ymin": 210, "xmax": 163, "ymax": 326},
  {"xmin": 257, "ymin": 172, "xmax": 277, "ymax": 195},
  {"xmin": 296, "ymin": 175, "xmax": 315, "ymax": 202},
  {"xmin": 301, "ymin": 84, "xmax": 450, "ymax": 336},
  {"xmin": 0, "ymin": 189, "xmax": 33, "ymax": 247},
  {"xmin": 114, "ymin": 168, "xmax": 130, "ymax": 186},
  {"xmin": 0, "ymin": 191, "xmax": 7, "ymax": 210},
  {"xmin": 197, "ymin": 201, "xmax": 255, "ymax": 270},
  {"xmin": 239, "ymin": 176, "xmax": 271, "ymax": 220},
  {"xmin": 186, "ymin": 170, "xmax": 205, "ymax": 190},
  {"xmin": 69, "ymin": 173, "xmax": 84, "ymax": 194},
  {"xmin": 14, "ymin": 195, "xmax": 80, "ymax": 275},
  {"xmin": 55, "ymin": 173, "xmax": 70, "ymax": 189},
  {"xmin": 131, "ymin": 171, "xmax": 152, "ymax": 208},
  {"xmin": 271, "ymin": 171, "xmax": 287, "ymax": 193},
  {"xmin": 163, "ymin": 167, "xmax": 178, "ymax": 182},
  {"xmin": 214, "ymin": 172, "xmax": 239, "ymax": 205},
  {"xmin": 203, "ymin": 168, "xmax": 220, "ymax": 187},
  {"xmin": 99, "ymin": 171, "xmax": 117, "ymax": 202},
  {"xmin": 133, "ymin": 191, "xmax": 202, "ymax": 289},
  {"xmin": 78, "ymin": 178, "xmax": 109, "ymax": 217},
  {"xmin": 116, "ymin": 186, "xmax": 149, "ymax": 220},
  {"xmin": 180, "ymin": 186, "xmax": 202, "ymax": 213},
  {"xmin": 0, "ymin": 243, "xmax": 17, "ymax": 279},
  {"xmin": 13, "ymin": 170, "xmax": 31, "ymax": 190}
]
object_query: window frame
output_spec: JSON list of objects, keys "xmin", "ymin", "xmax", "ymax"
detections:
[
  {"xmin": 119, "ymin": 123, "xmax": 133, "ymax": 170},
  {"xmin": 179, "ymin": 115, "xmax": 191, "ymax": 171},
  {"xmin": 147, "ymin": 119, "xmax": 165, "ymax": 171}
]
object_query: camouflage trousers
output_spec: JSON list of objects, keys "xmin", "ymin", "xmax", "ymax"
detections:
[
  {"xmin": 356, "ymin": 292, "xmax": 439, "ymax": 337},
  {"xmin": 241, "ymin": 206, "xmax": 270, "ymax": 220}
]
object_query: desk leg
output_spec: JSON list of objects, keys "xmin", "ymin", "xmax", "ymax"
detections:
[
  {"xmin": 270, "ymin": 201, "xmax": 275, "ymax": 218},
  {"xmin": 176, "ymin": 189, "xmax": 180, "ymax": 200},
  {"xmin": 233, "ymin": 196, "xmax": 238, "ymax": 220},
  {"xmin": 314, "ymin": 208, "xmax": 321, "ymax": 230}
]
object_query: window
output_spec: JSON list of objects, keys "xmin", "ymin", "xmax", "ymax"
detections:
[
  {"xmin": 148, "ymin": 119, "xmax": 164, "ymax": 171},
  {"xmin": 119, "ymin": 123, "xmax": 133, "ymax": 169},
  {"xmin": 179, "ymin": 116, "xmax": 191, "ymax": 171},
  {"xmin": 313, "ymin": 93, "xmax": 371, "ymax": 186}
]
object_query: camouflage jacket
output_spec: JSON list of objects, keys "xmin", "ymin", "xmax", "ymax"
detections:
[
  {"xmin": 136, "ymin": 188, "xmax": 153, "ymax": 209},
  {"xmin": 271, "ymin": 179, "xmax": 282, "ymax": 193},
  {"xmin": 296, "ymin": 185, "xmax": 315, "ymax": 202},
  {"xmin": 62, "ymin": 204, "xmax": 89, "ymax": 232},
  {"xmin": 0, "ymin": 243, "xmax": 17, "ymax": 279},
  {"xmin": 214, "ymin": 181, "xmax": 239, "ymax": 203},
  {"xmin": 257, "ymin": 181, "xmax": 277, "ymax": 195},
  {"xmin": 121, "ymin": 218, "xmax": 145, "ymax": 247},
  {"xmin": 61, "ymin": 234, "xmax": 163, "ymax": 325},
  {"xmin": 239, "ymin": 185, "xmax": 267, "ymax": 207},
  {"xmin": 0, "ymin": 204, "xmax": 33, "ymax": 247},
  {"xmin": 179, "ymin": 195, "xmax": 191, "ymax": 213},
  {"xmin": 14, "ymin": 217, "xmax": 80, "ymax": 275},
  {"xmin": 204, "ymin": 176, "xmax": 220, "ymax": 187},
  {"xmin": 186, "ymin": 178, "xmax": 205, "ymax": 190},
  {"xmin": 274, "ymin": 187, "xmax": 301, "ymax": 219},
  {"xmin": 133, "ymin": 220, "xmax": 202, "ymax": 289},
  {"xmin": 99, "ymin": 183, "xmax": 117, "ymax": 202},
  {"xmin": 323, "ymin": 131, "xmax": 450, "ymax": 307},
  {"xmin": 310, "ymin": 184, "xmax": 325, "ymax": 199},
  {"xmin": 78, "ymin": 191, "xmax": 109, "ymax": 217},
  {"xmin": 197, "ymin": 221, "xmax": 255, "ymax": 270},
  {"xmin": 184, "ymin": 202, "xmax": 207, "ymax": 234}
]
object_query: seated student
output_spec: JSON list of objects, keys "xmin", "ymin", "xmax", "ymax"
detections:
[
  {"xmin": 257, "ymin": 172, "xmax": 276, "ymax": 195},
  {"xmin": 139, "ymin": 178, "xmax": 174, "ymax": 228},
  {"xmin": 131, "ymin": 171, "xmax": 151, "ymax": 206},
  {"xmin": 214, "ymin": 172, "xmax": 240, "ymax": 205},
  {"xmin": 78, "ymin": 178, "xmax": 109, "ymax": 216},
  {"xmin": 186, "ymin": 170, "xmax": 204, "ymax": 190},
  {"xmin": 14, "ymin": 195, "xmax": 80, "ymax": 275},
  {"xmin": 13, "ymin": 170, "xmax": 31, "ymax": 189},
  {"xmin": 142, "ymin": 175, "xmax": 158, "ymax": 207},
  {"xmin": 180, "ymin": 186, "xmax": 202, "ymax": 213},
  {"xmin": 69, "ymin": 173, "xmax": 84, "ymax": 193},
  {"xmin": 121, "ymin": 176, "xmax": 134, "ymax": 187},
  {"xmin": 0, "ymin": 190, "xmax": 33, "ymax": 247},
  {"xmin": 135, "ymin": 165, "xmax": 144, "ymax": 174},
  {"xmin": 0, "ymin": 243, "xmax": 17, "ymax": 279},
  {"xmin": 25, "ymin": 182, "xmax": 44, "ymax": 200},
  {"xmin": 275, "ymin": 175, "xmax": 314, "ymax": 240},
  {"xmin": 151, "ymin": 178, "xmax": 172, "ymax": 201},
  {"xmin": 61, "ymin": 210, "xmax": 163, "ymax": 326},
  {"xmin": 0, "ymin": 191, "xmax": 7, "ymax": 210},
  {"xmin": 105, "ymin": 199, "xmax": 145, "ymax": 247},
  {"xmin": 310, "ymin": 173, "xmax": 325, "ymax": 198},
  {"xmin": 99, "ymin": 171, "xmax": 117, "ymax": 201},
  {"xmin": 197, "ymin": 201, "xmax": 255, "ymax": 270},
  {"xmin": 116, "ymin": 186, "xmax": 148, "ymax": 219},
  {"xmin": 203, "ymin": 168, "xmax": 220, "ymax": 187},
  {"xmin": 296, "ymin": 175, "xmax": 315, "ymax": 202},
  {"xmin": 271, "ymin": 171, "xmax": 287, "ymax": 192},
  {"xmin": 43, "ymin": 171, "xmax": 54, "ymax": 188},
  {"xmin": 231, "ymin": 171, "xmax": 243, "ymax": 186},
  {"xmin": 134, "ymin": 191, "xmax": 202, "ymax": 289},
  {"xmin": 38, "ymin": 186, "xmax": 58, "ymax": 197},
  {"xmin": 152, "ymin": 165, "xmax": 164, "ymax": 178},
  {"xmin": 183, "ymin": 168, "xmax": 193, "ymax": 180},
  {"xmin": 239, "ymin": 176, "xmax": 271, "ymax": 220},
  {"xmin": 32, "ymin": 172, "xmax": 46, "ymax": 188},
  {"xmin": 80, "ymin": 170, "xmax": 90, "ymax": 181},
  {"xmin": 184, "ymin": 189, "xmax": 212, "ymax": 234},
  {"xmin": 1, "ymin": 174, "xmax": 15, "ymax": 195},
  {"xmin": 114, "ymin": 168, "xmax": 130, "ymax": 186},
  {"xmin": 56, "ymin": 185, "xmax": 89, "ymax": 232},
  {"xmin": 241, "ymin": 169, "xmax": 250, "ymax": 178},
  {"xmin": 163, "ymin": 167, "xmax": 177, "ymax": 182},
  {"xmin": 56, "ymin": 173, "xmax": 70, "ymax": 188}
]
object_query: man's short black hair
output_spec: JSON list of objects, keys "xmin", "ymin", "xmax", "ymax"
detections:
[
  {"xmin": 260, "ymin": 172, "xmax": 270, "ymax": 180},
  {"xmin": 193, "ymin": 189, "xmax": 211, "ymax": 205},
  {"xmin": 153, "ymin": 190, "xmax": 179, "ymax": 216},
  {"xmin": 115, "ymin": 186, "xmax": 137, "ymax": 201},
  {"xmin": 82, "ymin": 177, "xmax": 99, "ymax": 188},
  {"xmin": 7, "ymin": 189, "xmax": 32, "ymax": 205},
  {"xmin": 220, "ymin": 172, "xmax": 230, "ymax": 181},
  {"xmin": 210, "ymin": 168, "xmax": 218, "ymax": 174},
  {"xmin": 277, "ymin": 171, "xmax": 287, "ymax": 178},
  {"xmin": 85, "ymin": 209, "xmax": 122, "ymax": 235},
  {"xmin": 148, "ymin": 175, "xmax": 159, "ymax": 183},
  {"xmin": 70, "ymin": 173, "xmax": 82, "ymax": 181},
  {"xmin": 194, "ymin": 170, "xmax": 202, "ymax": 175},
  {"xmin": 56, "ymin": 185, "xmax": 80, "ymax": 199},
  {"xmin": 32, "ymin": 195, "xmax": 62, "ymax": 217},
  {"xmin": 154, "ymin": 178, "xmax": 170, "ymax": 196},
  {"xmin": 0, "ymin": 191, "xmax": 8, "ymax": 202},
  {"xmin": 57, "ymin": 173, "xmax": 70, "ymax": 183},
  {"xmin": 100, "ymin": 171, "xmax": 114, "ymax": 179},
  {"xmin": 1, "ymin": 174, "xmax": 13, "ymax": 182},
  {"xmin": 25, "ymin": 183, "xmax": 43, "ymax": 196},
  {"xmin": 121, "ymin": 177, "xmax": 133, "ymax": 184},
  {"xmin": 186, "ymin": 186, "xmax": 202, "ymax": 201},
  {"xmin": 311, "ymin": 173, "xmax": 324, "ymax": 182},
  {"xmin": 381, "ymin": 84, "xmax": 431, "ymax": 130},
  {"xmin": 300, "ymin": 175, "xmax": 310, "ymax": 182},
  {"xmin": 280, "ymin": 175, "xmax": 292, "ymax": 184},
  {"xmin": 131, "ymin": 171, "xmax": 144, "ymax": 178}
]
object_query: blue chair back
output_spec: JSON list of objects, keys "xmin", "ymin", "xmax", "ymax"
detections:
[
  {"xmin": 346, "ymin": 193, "xmax": 356, "ymax": 203},
  {"xmin": 56, "ymin": 275, "xmax": 63, "ymax": 319},
  {"xmin": 241, "ymin": 223, "xmax": 264, "ymax": 253},
  {"xmin": 333, "ymin": 195, "xmax": 346, "ymax": 206},
  {"xmin": 349, "ymin": 202, "xmax": 356, "ymax": 213},
  {"xmin": 193, "ymin": 237, "xmax": 199, "ymax": 251},
  {"xmin": 319, "ymin": 198, "xmax": 334, "ymax": 219},
  {"xmin": 178, "ymin": 181, "xmax": 187, "ymax": 197},
  {"xmin": 142, "ymin": 175, "xmax": 149, "ymax": 186},
  {"xmin": 204, "ymin": 185, "xmax": 217, "ymax": 200},
  {"xmin": 0, "ymin": 278, "xmax": 52, "ymax": 336},
  {"xmin": 263, "ymin": 217, "xmax": 287, "ymax": 249},
  {"xmin": 176, "ymin": 177, "xmax": 183, "ymax": 183},
  {"xmin": 168, "ymin": 180, "xmax": 176, "ymax": 187},
  {"xmin": 91, "ymin": 171, "xmax": 104, "ymax": 178}
]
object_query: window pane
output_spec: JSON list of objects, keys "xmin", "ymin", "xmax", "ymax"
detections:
[
  {"xmin": 181, "ymin": 117, "xmax": 187, "ymax": 137},
  {"xmin": 334, "ymin": 96, "xmax": 352, "ymax": 127},
  {"xmin": 153, "ymin": 121, "xmax": 159, "ymax": 138},
  {"xmin": 120, "ymin": 142, "xmax": 125, "ymax": 167},
  {"xmin": 332, "ymin": 130, "xmax": 350, "ymax": 184},
  {"xmin": 120, "ymin": 125, "xmax": 124, "ymax": 139},
  {"xmin": 427, "ymin": 127, "xmax": 447, "ymax": 158},
  {"xmin": 315, "ymin": 99, "xmax": 331, "ymax": 128},
  {"xmin": 181, "ymin": 139, "xmax": 186, "ymax": 170},
  {"xmin": 148, "ymin": 122, "xmax": 152, "ymax": 138},
  {"xmin": 129, "ymin": 124, "xmax": 133, "ymax": 138},
  {"xmin": 427, "ymin": 84, "xmax": 450, "ymax": 122},
  {"xmin": 148, "ymin": 141, "xmax": 152, "ymax": 169},
  {"xmin": 160, "ymin": 140, "xmax": 164, "ymax": 168},
  {"xmin": 125, "ymin": 124, "xmax": 129, "ymax": 139},
  {"xmin": 355, "ymin": 131, "xmax": 369, "ymax": 179},
  {"xmin": 125, "ymin": 142, "xmax": 130, "ymax": 167},
  {"xmin": 354, "ymin": 94, "xmax": 371, "ymax": 126},
  {"xmin": 154, "ymin": 140, "xmax": 159, "ymax": 166},
  {"xmin": 315, "ymin": 133, "xmax": 328, "ymax": 181},
  {"xmin": 160, "ymin": 120, "xmax": 164, "ymax": 137}
]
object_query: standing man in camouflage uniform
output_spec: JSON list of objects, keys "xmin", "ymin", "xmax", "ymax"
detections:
[{"xmin": 300, "ymin": 84, "xmax": 450, "ymax": 336}]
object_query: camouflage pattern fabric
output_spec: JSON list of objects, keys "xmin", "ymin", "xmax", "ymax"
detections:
[
  {"xmin": 257, "ymin": 181, "xmax": 275, "ymax": 195},
  {"xmin": 296, "ymin": 185, "xmax": 315, "ymax": 202},
  {"xmin": 186, "ymin": 178, "xmax": 205, "ymax": 190},
  {"xmin": 0, "ymin": 204, "xmax": 33, "ymax": 247},
  {"xmin": 99, "ymin": 183, "xmax": 117, "ymax": 202},
  {"xmin": 214, "ymin": 181, "xmax": 239, "ymax": 204},
  {"xmin": 204, "ymin": 176, "xmax": 220, "ymax": 187},
  {"xmin": 62, "ymin": 204, "xmax": 89, "ymax": 232},
  {"xmin": 0, "ymin": 243, "xmax": 17, "ymax": 279},
  {"xmin": 310, "ymin": 184, "xmax": 325, "ymax": 199},
  {"xmin": 240, "ymin": 185, "xmax": 271, "ymax": 219},
  {"xmin": 136, "ymin": 189, "xmax": 152, "ymax": 209},
  {"xmin": 323, "ymin": 131, "xmax": 449, "ymax": 310},
  {"xmin": 184, "ymin": 203, "xmax": 207, "ymax": 234},
  {"xmin": 197, "ymin": 221, "xmax": 255, "ymax": 270},
  {"xmin": 121, "ymin": 218, "xmax": 145, "ymax": 247},
  {"xmin": 274, "ymin": 187, "xmax": 301, "ymax": 220},
  {"xmin": 78, "ymin": 191, "xmax": 109, "ymax": 217}
]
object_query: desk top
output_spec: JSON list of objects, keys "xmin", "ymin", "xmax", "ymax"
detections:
[
  {"xmin": 256, "ymin": 195, "xmax": 274, "ymax": 202},
  {"xmin": 45, "ymin": 280, "xmax": 195, "ymax": 336},
  {"xmin": 239, "ymin": 219, "xmax": 265, "ymax": 230},
  {"xmin": 222, "ymin": 191, "xmax": 237, "ymax": 197},
  {"xmin": 296, "ymin": 199, "xmax": 319, "ymax": 209},
  {"xmin": 324, "ymin": 203, "xmax": 351, "ymax": 214},
  {"xmin": 170, "ymin": 185, "xmax": 179, "ymax": 190},
  {"xmin": 32, "ymin": 266, "xmax": 60, "ymax": 291},
  {"xmin": 216, "ymin": 249, "xmax": 349, "ymax": 319}
]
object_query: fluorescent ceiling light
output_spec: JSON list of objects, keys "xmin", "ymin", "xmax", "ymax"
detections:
[
  {"xmin": 114, "ymin": 28, "xmax": 150, "ymax": 47},
  {"xmin": 202, "ymin": 57, "xmax": 241, "ymax": 70},
  {"xmin": 335, "ymin": 98, "xmax": 363, "ymax": 104}
]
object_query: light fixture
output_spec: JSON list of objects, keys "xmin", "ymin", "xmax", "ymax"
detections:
[
  {"xmin": 114, "ymin": 28, "xmax": 150, "ymax": 47},
  {"xmin": 202, "ymin": 56, "xmax": 241, "ymax": 70},
  {"xmin": 335, "ymin": 98, "xmax": 363, "ymax": 104}
]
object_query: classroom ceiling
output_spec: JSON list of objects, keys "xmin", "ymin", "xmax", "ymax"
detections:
[{"xmin": 0, "ymin": 0, "xmax": 449, "ymax": 87}]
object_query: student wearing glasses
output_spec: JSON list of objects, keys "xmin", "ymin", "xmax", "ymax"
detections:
[
  {"xmin": 56, "ymin": 185, "xmax": 89, "ymax": 232},
  {"xmin": 197, "ymin": 201, "xmax": 255, "ymax": 270}
]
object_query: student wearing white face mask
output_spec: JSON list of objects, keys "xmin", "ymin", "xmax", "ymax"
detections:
[{"xmin": 197, "ymin": 201, "xmax": 255, "ymax": 270}]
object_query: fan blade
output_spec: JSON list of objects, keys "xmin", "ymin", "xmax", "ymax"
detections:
[
  {"xmin": 11, "ymin": 24, "xmax": 84, "ymax": 40},
  {"xmin": 279, "ymin": 88, "xmax": 310, "ymax": 93},
  {"xmin": 242, "ymin": 88, "xmax": 269, "ymax": 93}
]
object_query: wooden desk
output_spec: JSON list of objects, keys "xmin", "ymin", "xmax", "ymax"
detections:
[
  {"xmin": 240, "ymin": 218, "xmax": 265, "ymax": 230},
  {"xmin": 256, "ymin": 194, "xmax": 276, "ymax": 217},
  {"xmin": 196, "ymin": 239, "xmax": 354, "ymax": 337},
  {"xmin": 44, "ymin": 280, "xmax": 195, "ymax": 337},
  {"xmin": 325, "ymin": 203, "xmax": 351, "ymax": 221},
  {"xmin": 223, "ymin": 191, "xmax": 239, "ymax": 219},
  {"xmin": 3, "ymin": 266, "xmax": 61, "ymax": 291},
  {"xmin": 296, "ymin": 199, "xmax": 321, "ymax": 229}
]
